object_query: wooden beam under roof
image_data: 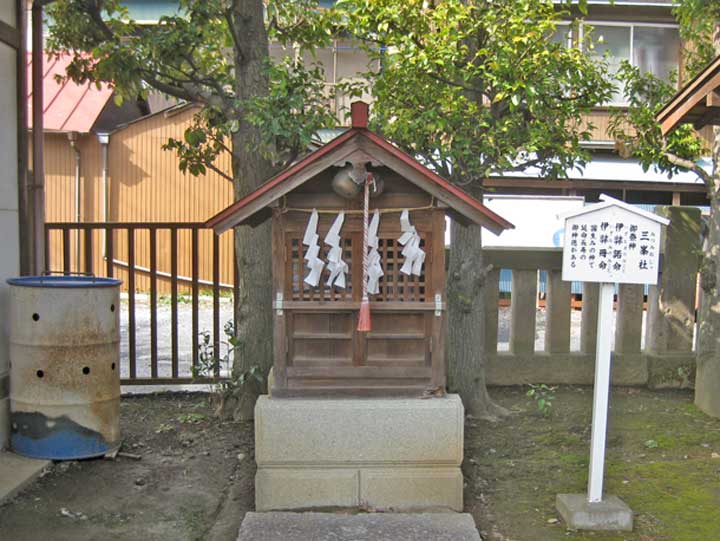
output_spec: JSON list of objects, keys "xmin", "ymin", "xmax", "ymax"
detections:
[{"xmin": 656, "ymin": 55, "xmax": 720, "ymax": 136}]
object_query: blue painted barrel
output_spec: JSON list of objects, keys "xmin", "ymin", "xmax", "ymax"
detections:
[{"xmin": 7, "ymin": 276, "xmax": 122, "ymax": 460}]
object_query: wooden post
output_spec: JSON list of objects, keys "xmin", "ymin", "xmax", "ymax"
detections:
[
  {"xmin": 431, "ymin": 210, "xmax": 446, "ymax": 388},
  {"xmin": 615, "ymin": 284, "xmax": 644, "ymax": 354},
  {"xmin": 272, "ymin": 212, "xmax": 288, "ymax": 390},
  {"xmin": 588, "ymin": 282, "xmax": 615, "ymax": 503},
  {"xmin": 484, "ymin": 268, "xmax": 500, "ymax": 354},
  {"xmin": 510, "ymin": 270, "xmax": 537, "ymax": 354},
  {"xmin": 645, "ymin": 207, "xmax": 701, "ymax": 353},
  {"xmin": 581, "ymin": 282, "xmax": 599, "ymax": 354},
  {"xmin": 545, "ymin": 269, "xmax": 571, "ymax": 353}
]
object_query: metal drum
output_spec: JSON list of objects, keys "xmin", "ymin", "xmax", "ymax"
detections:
[{"xmin": 7, "ymin": 276, "xmax": 122, "ymax": 460}]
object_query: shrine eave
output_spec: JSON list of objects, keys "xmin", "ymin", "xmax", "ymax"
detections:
[{"xmin": 205, "ymin": 103, "xmax": 514, "ymax": 236}]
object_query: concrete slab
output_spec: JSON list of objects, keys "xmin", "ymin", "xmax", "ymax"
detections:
[
  {"xmin": 556, "ymin": 493, "xmax": 633, "ymax": 531},
  {"xmin": 0, "ymin": 451, "xmax": 50, "ymax": 504},
  {"xmin": 237, "ymin": 512, "xmax": 482, "ymax": 541}
]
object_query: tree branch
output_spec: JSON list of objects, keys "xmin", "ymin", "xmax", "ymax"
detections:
[
  {"xmin": 206, "ymin": 161, "xmax": 234, "ymax": 182},
  {"xmin": 665, "ymin": 151, "xmax": 712, "ymax": 186},
  {"xmin": 224, "ymin": 7, "xmax": 245, "ymax": 65}
]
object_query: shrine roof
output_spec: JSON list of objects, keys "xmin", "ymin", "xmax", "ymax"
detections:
[
  {"xmin": 205, "ymin": 102, "xmax": 514, "ymax": 235},
  {"xmin": 558, "ymin": 194, "xmax": 670, "ymax": 225},
  {"xmin": 656, "ymin": 54, "xmax": 720, "ymax": 136}
]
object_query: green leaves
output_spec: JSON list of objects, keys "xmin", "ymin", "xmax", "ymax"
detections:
[
  {"xmin": 606, "ymin": 1, "xmax": 720, "ymax": 189},
  {"xmin": 245, "ymin": 57, "xmax": 338, "ymax": 167},
  {"xmin": 673, "ymin": 0, "xmax": 720, "ymax": 79},
  {"xmin": 47, "ymin": 0, "xmax": 340, "ymax": 182},
  {"xmin": 527, "ymin": 384, "xmax": 557, "ymax": 416},
  {"xmin": 609, "ymin": 56, "xmax": 708, "ymax": 183},
  {"xmin": 342, "ymin": 0, "xmax": 613, "ymax": 184}
]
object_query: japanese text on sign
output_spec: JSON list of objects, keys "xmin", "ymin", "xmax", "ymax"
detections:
[{"xmin": 562, "ymin": 205, "xmax": 663, "ymax": 285}]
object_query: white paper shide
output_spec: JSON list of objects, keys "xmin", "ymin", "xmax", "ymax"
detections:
[
  {"xmin": 366, "ymin": 210, "xmax": 384, "ymax": 295},
  {"xmin": 302, "ymin": 209, "xmax": 325, "ymax": 287},
  {"xmin": 324, "ymin": 212, "xmax": 348, "ymax": 288},
  {"xmin": 398, "ymin": 210, "xmax": 425, "ymax": 277}
]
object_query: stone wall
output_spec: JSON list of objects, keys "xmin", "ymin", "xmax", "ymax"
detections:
[{"xmin": 483, "ymin": 206, "xmax": 702, "ymax": 388}]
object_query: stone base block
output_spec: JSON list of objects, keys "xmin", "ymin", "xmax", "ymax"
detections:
[
  {"xmin": 256, "ymin": 468, "xmax": 359, "ymax": 510},
  {"xmin": 556, "ymin": 494, "xmax": 633, "ymax": 531},
  {"xmin": 255, "ymin": 395, "xmax": 464, "ymax": 511},
  {"xmin": 256, "ymin": 467, "xmax": 463, "ymax": 511}
]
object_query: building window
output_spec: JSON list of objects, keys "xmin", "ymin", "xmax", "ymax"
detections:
[
  {"xmin": 583, "ymin": 22, "xmax": 681, "ymax": 104},
  {"xmin": 549, "ymin": 22, "xmax": 573, "ymax": 48}
]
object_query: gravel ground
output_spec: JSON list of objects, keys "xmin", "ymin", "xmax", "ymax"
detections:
[
  {"xmin": 119, "ymin": 296, "xmax": 234, "ymax": 382},
  {"xmin": 119, "ymin": 296, "xmax": 648, "ymax": 382}
]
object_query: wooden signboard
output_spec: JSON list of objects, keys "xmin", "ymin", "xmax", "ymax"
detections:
[
  {"xmin": 562, "ymin": 196, "xmax": 664, "ymax": 286},
  {"xmin": 560, "ymin": 194, "xmax": 669, "ymax": 507}
]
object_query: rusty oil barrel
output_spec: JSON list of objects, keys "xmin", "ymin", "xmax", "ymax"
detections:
[{"xmin": 7, "ymin": 275, "xmax": 122, "ymax": 459}]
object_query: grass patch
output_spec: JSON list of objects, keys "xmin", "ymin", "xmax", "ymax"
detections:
[{"xmin": 466, "ymin": 387, "xmax": 720, "ymax": 540}]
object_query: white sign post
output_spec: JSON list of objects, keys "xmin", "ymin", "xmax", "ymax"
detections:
[{"xmin": 555, "ymin": 194, "xmax": 669, "ymax": 531}]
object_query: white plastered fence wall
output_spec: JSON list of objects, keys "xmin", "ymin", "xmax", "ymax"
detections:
[{"xmin": 0, "ymin": 0, "xmax": 21, "ymax": 448}]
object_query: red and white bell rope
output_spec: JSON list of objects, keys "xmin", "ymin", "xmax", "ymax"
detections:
[{"xmin": 357, "ymin": 173, "xmax": 375, "ymax": 332}]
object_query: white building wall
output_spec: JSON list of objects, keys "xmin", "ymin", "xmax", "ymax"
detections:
[{"xmin": 0, "ymin": 0, "xmax": 20, "ymax": 448}]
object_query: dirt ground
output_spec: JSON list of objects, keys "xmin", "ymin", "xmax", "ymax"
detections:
[
  {"xmin": 1, "ymin": 387, "xmax": 719, "ymax": 541},
  {"xmin": 0, "ymin": 393, "xmax": 255, "ymax": 541}
]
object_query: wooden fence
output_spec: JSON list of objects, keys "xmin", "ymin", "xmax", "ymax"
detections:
[
  {"xmin": 45, "ymin": 222, "xmax": 235, "ymax": 385},
  {"xmin": 45, "ymin": 206, "xmax": 701, "ymax": 387}
]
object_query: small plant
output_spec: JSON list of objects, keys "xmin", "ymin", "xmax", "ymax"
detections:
[
  {"xmin": 194, "ymin": 320, "xmax": 264, "ymax": 416},
  {"xmin": 527, "ymin": 384, "xmax": 557, "ymax": 416},
  {"xmin": 155, "ymin": 423, "xmax": 174, "ymax": 434},
  {"xmin": 177, "ymin": 413, "xmax": 206, "ymax": 424},
  {"xmin": 644, "ymin": 439, "xmax": 659, "ymax": 449},
  {"xmin": 157, "ymin": 293, "xmax": 192, "ymax": 305}
]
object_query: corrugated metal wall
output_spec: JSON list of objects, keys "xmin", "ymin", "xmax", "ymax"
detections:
[
  {"xmin": 43, "ymin": 106, "xmax": 236, "ymax": 293},
  {"xmin": 40, "ymin": 40, "xmax": 374, "ymax": 294}
]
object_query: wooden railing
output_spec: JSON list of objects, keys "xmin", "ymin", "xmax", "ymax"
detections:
[{"xmin": 44, "ymin": 222, "xmax": 235, "ymax": 385}]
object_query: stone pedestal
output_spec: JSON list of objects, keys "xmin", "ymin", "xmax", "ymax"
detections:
[
  {"xmin": 556, "ymin": 494, "xmax": 633, "ymax": 531},
  {"xmin": 254, "ymin": 395, "xmax": 464, "ymax": 511}
]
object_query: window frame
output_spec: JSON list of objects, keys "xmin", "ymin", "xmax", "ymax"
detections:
[{"xmin": 579, "ymin": 20, "xmax": 681, "ymax": 106}]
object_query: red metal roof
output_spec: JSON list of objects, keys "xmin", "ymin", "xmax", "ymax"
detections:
[
  {"xmin": 205, "ymin": 102, "xmax": 514, "ymax": 235},
  {"xmin": 27, "ymin": 52, "xmax": 114, "ymax": 133}
]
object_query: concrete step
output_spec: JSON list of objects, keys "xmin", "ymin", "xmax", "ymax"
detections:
[
  {"xmin": 237, "ymin": 512, "xmax": 482, "ymax": 541},
  {"xmin": 0, "ymin": 451, "xmax": 50, "ymax": 504}
]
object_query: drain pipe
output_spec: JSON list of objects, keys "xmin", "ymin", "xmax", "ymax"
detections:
[
  {"xmin": 31, "ymin": 1, "xmax": 45, "ymax": 274},
  {"xmin": 68, "ymin": 131, "xmax": 81, "ymax": 270},
  {"xmin": 97, "ymin": 132, "xmax": 110, "ymax": 257}
]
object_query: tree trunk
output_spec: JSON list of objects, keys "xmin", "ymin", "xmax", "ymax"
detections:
[
  {"xmin": 225, "ymin": 0, "xmax": 275, "ymax": 421},
  {"xmin": 447, "ymin": 188, "xmax": 508, "ymax": 421},
  {"xmin": 695, "ymin": 125, "xmax": 720, "ymax": 418}
]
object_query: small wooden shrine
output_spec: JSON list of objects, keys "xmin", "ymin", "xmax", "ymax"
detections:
[{"xmin": 207, "ymin": 102, "xmax": 513, "ymax": 397}]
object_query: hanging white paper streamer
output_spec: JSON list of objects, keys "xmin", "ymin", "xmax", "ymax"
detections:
[
  {"xmin": 398, "ymin": 209, "xmax": 425, "ymax": 276},
  {"xmin": 366, "ymin": 210, "xmax": 384, "ymax": 294},
  {"xmin": 303, "ymin": 209, "xmax": 325, "ymax": 287},
  {"xmin": 324, "ymin": 212, "xmax": 348, "ymax": 288}
]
